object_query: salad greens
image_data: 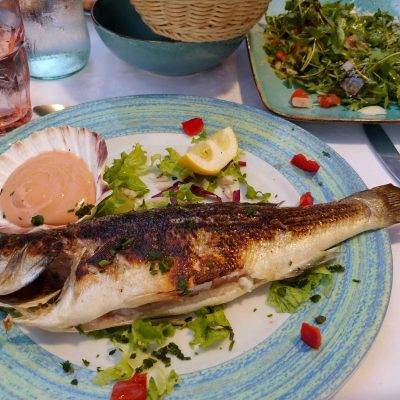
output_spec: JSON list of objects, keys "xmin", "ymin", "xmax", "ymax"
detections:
[
  {"xmin": 264, "ymin": 0, "xmax": 400, "ymax": 109},
  {"xmin": 268, "ymin": 264, "xmax": 344, "ymax": 313},
  {"xmin": 96, "ymin": 144, "xmax": 149, "ymax": 216},
  {"xmin": 187, "ymin": 306, "xmax": 234, "ymax": 349},
  {"xmin": 90, "ymin": 307, "xmax": 234, "ymax": 399}
]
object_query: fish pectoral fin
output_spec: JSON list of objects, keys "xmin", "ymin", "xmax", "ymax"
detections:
[{"xmin": 0, "ymin": 244, "xmax": 47, "ymax": 296}]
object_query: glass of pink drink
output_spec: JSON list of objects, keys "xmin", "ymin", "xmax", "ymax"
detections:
[{"xmin": 0, "ymin": 0, "xmax": 31, "ymax": 134}]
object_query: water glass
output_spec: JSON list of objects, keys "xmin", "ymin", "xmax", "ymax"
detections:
[
  {"xmin": 19, "ymin": 0, "xmax": 91, "ymax": 80},
  {"xmin": 0, "ymin": 0, "xmax": 32, "ymax": 133}
]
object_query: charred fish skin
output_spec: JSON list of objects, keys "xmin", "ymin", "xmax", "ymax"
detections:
[{"xmin": 1, "ymin": 184, "xmax": 400, "ymax": 331}]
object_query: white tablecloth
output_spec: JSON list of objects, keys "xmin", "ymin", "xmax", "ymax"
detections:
[{"xmin": 30, "ymin": 21, "xmax": 400, "ymax": 400}]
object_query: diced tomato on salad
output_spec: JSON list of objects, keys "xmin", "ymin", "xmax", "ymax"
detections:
[
  {"xmin": 299, "ymin": 192, "xmax": 314, "ymax": 207},
  {"xmin": 300, "ymin": 322, "xmax": 322, "ymax": 349},
  {"xmin": 181, "ymin": 117, "xmax": 204, "ymax": 136},
  {"xmin": 291, "ymin": 88, "xmax": 312, "ymax": 108},
  {"xmin": 291, "ymin": 153, "xmax": 320, "ymax": 173},
  {"xmin": 275, "ymin": 50, "xmax": 287, "ymax": 61},
  {"xmin": 111, "ymin": 373, "xmax": 147, "ymax": 400},
  {"xmin": 318, "ymin": 93, "xmax": 341, "ymax": 108}
]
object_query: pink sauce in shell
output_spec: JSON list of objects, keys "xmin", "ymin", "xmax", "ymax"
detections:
[{"xmin": 0, "ymin": 151, "xmax": 96, "ymax": 227}]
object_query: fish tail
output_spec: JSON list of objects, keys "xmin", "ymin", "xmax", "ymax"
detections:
[{"xmin": 347, "ymin": 184, "xmax": 400, "ymax": 225}]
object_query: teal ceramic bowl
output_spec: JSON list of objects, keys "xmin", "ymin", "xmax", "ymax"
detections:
[{"xmin": 92, "ymin": 0, "xmax": 244, "ymax": 76}]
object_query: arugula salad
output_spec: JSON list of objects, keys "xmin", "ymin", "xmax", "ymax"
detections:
[
  {"xmin": 264, "ymin": 0, "xmax": 400, "ymax": 110},
  {"xmin": 60, "ymin": 119, "xmax": 345, "ymax": 399}
]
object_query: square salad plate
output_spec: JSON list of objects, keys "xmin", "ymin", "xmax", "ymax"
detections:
[{"xmin": 247, "ymin": 0, "xmax": 400, "ymax": 123}]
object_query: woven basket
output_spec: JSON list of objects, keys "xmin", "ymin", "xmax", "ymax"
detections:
[{"xmin": 129, "ymin": 0, "xmax": 270, "ymax": 42}]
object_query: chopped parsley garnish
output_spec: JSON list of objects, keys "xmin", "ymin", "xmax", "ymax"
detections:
[
  {"xmin": 135, "ymin": 357, "xmax": 157, "ymax": 373},
  {"xmin": 322, "ymin": 151, "xmax": 331, "ymax": 158},
  {"xmin": 158, "ymin": 260, "xmax": 172, "ymax": 273},
  {"xmin": 70, "ymin": 379, "xmax": 78, "ymax": 386},
  {"xmin": 184, "ymin": 219, "xmax": 196, "ymax": 231},
  {"xmin": 352, "ymin": 279, "xmax": 361, "ymax": 283},
  {"xmin": 82, "ymin": 359, "xmax": 90, "ymax": 367},
  {"xmin": 228, "ymin": 329, "xmax": 235, "ymax": 351},
  {"xmin": 149, "ymin": 259, "xmax": 172, "ymax": 275},
  {"xmin": 98, "ymin": 259, "xmax": 111, "ymax": 267},
  {"xmin": 246, "ymin": 207, "xmax": 256, "ymax": 216},
  {"xmin": 315, "ymin": 315, "xmax": 326, "ymax": 325},
  {"xmin": 146, "ymin": 249, "xmax": 163, "ymax": 261},
  {"xmin": 327, "ymin": 264, "xmax": 345, "ymax": 273},
  {"xmin": 108, "ymin": 349, "xmax": 116, "ymax": 356},
  {"xmin": 114, "ymin": 238, "xmax": 133, "ymax": 252},
  {"xmin": 253, "ymin": 308, "xmax": 257, "ymax": 312},
  {"xmin": 9, "ymin": 191, "xmax": 14, "ymax": 196},
  {"xmin": 31, "ymin": 215, "xmax": 44, "ymax": 226},
  {"xmin": 267, "ymin": 313, "xmax": 273, "ymax": 318},
  {"xmin": 177, "ymin": 277, "xmax": 189, "ymax": 295},
  {"xmin": 191, "ymin": 131, "xmax": 207, "ymax": 143},
  {"xmin": 310, "ymin": 294, "xmax": 321, "ymax": 303},
  {"xmin": 96, "ymin": 367, "xmax": 102, "ymax": 372},
  {"xmin": 152, "ymin": 342, "xmax": 191, "ymax": 366},
  {"xmin": 61, "ymin": 360, "xmax": 74, "ymax": 374},
  {"xmin": 75, "ymin": 203, "xmax": 94, "ymax": 219}
]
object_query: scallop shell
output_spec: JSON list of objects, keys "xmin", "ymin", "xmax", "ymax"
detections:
[{"xmin": 0, "ymin": 125, "xmax": 111, "ymax": 234}]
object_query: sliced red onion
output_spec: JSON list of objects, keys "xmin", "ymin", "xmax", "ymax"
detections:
[
  {"xmin": 190, "ymin": 185, "xmax": 222, "ymax": 202},
  {"xmin": 232, "ymin": 189, "xmax": 240, "ymax": 202},
  {"xmin": 151, "ymin": 181, "xmax": 182, "ymax": 198}
]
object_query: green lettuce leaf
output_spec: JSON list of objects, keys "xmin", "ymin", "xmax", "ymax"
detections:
[
  {"xmin": 245, "ymin": 184, "xmax": 271, "ymax": 202},
  {"xmin": 93, "ymin": 319, "xmax": 180, "ymax": 399},
  {"xmin": 131, "ymin": 320, "xmax": 176, "ymax": 349},
  {"xmin": 153, "ymin": 148, "xmax": 193, "ymax": 180},
  {"xmin": 217, "ymin": 159, "xmax": 246, "ymax": 184},
  {"xmin": 268, "ymin": 266, "xmax": 333, "ymax": 313},
  {"xmin": 187, "ymin": 306, "xmax": 233, "ymax": 349},
  {"xmin": 174, "ymin": 183, "xmax": 204, "ymax": 204},
  {"xmin": 105, "ymin": 144, "xmax": 148, "ymax": 185},
  {"xmin": 147, "ymin": 370, "xmax": 179, "ymax": 400},
  {"xmin": 93, "ymin": 357, "xmax": 133, "ymax": 386},
  {"xmin": 96, "ymin": 144, "xmax": 149, "ymax": 216},
  {"xmin": 95, "ymin": 188, "xmax": 138, "ymax": 217}
]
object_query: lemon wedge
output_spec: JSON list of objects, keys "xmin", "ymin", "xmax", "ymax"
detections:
[{"xmin": 179, "ymin": 127, "xmax": 238, "ymax": 175}]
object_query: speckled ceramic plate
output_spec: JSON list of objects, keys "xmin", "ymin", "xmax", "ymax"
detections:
[
  {"xmin": 0, "ymin": 95, "xmax": 392, "ymax": 399},
  {"xmin": 247, "ymin": 0, "xmax": 400, "ymax": 123}
]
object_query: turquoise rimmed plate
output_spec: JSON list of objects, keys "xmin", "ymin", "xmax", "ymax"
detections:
[
  {"xmin": 0, "ymin": 95, "xmax": 392, "ymax": 399},
  {"xmin": 247, "ymin": 0, "xmax": 400, "ymax": 123}
]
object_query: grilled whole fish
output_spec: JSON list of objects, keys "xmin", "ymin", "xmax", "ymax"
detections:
[{"xmin": 0, "ymin": 184, "xmax": 399, "ymax": 332}]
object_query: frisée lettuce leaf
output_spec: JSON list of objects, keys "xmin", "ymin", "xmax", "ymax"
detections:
[{"xmin": 96, "ymin": 144, "xmax": 149, "ymax": 216}]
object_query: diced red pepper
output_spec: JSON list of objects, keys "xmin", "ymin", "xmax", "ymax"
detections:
[
  {"xmin": 275, "ymin": 50, "xmax": 287, "ymax": 61},
  {"xmin": 238, "ymin": 161, "xmax": 247, "ymax": 167},
  {"xmin": 111, "ymin": 373, "xmax": 147, "ymax": 400},
  {"xmin": 300, "ymin": 322, "xmax": 322, "ymax": 349},
  {"xmin": 318, "ymin": 94, "xmax": 341, "ymax": 108},
  {"xmin": 181, "ymin": 117, "xmax": 204, "ymax": 136},
  {"xmin": 291, "ymin": 153, "xmax": 320, "ymax": 173},
  {"xmin": 232, "ymin": 189, "xmax": 240, "ymax": 202},
  {"xmin": 299, "ymin": 192, "xmax": 314, "ymax": 207},
  {"xmin": 291, "ymin": 88, "xmax": 312, "ymax": 108}
]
